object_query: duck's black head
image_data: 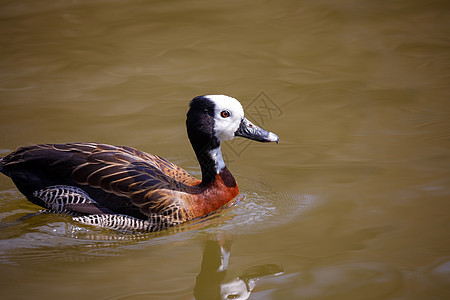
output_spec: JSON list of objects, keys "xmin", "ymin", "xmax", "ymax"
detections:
[{"xmin": 186, "ymin": 95, "xmax": 279, "ymax": 183}]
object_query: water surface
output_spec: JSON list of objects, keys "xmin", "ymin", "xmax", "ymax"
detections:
[{"xmin": 0, "ymin": 1, "xmax": 449, "ymax": 299}]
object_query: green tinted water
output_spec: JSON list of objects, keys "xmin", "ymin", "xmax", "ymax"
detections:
[{"xmin": 0, "ymin": 1, "xmax": 449, "ymax": 299}]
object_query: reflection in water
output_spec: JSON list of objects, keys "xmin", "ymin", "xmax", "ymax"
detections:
[{"xmin": 194, "ymin": 239, "xmax": 283, "ymax": 300}]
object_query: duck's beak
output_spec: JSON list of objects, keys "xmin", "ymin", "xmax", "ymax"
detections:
[{"xmin": 235, "ymin": 117, "xmax": 279, "ymax": 143}]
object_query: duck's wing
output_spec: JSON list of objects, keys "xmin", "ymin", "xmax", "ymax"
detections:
[
  {"xmin": 2, "ymin": 143, "xmax": 201, "ymax": 220},
  {"xmin": 70, "ymin": 143, "xmax": 201, "ymax": 192},
  {"xmin": 71, "ymin": 143, "xmax": 202, "ymax": 220}
]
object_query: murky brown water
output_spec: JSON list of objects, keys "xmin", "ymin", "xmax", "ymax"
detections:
[{"xmin": 1, "ymin": 0, "xmax": 449, "ymax": 299}]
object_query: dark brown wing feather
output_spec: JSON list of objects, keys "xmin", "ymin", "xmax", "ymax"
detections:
[
  {"xmin": 72, "ymin": 144, "xmax": 203, "ymax": 220},
  {"xmin": 1, "ymin": 143, "xmax": 202, "ymax": 221}
]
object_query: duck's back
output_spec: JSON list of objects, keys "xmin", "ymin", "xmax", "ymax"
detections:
[{"xmin": 0, "ymin": 143, "xmax": 202, "ymax": 223}]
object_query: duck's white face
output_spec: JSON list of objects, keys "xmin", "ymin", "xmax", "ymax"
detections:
[{"xmin": 205, "ymin": 95, "xmax": 245, "ymax": 142}]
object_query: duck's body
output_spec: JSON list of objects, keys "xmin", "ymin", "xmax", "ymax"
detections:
[{"xmin": 0, "ymin": 95, "xmax": 278, "ymax": 231}]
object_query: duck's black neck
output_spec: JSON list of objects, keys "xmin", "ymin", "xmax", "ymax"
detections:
[{"xmin": 192, "ymin": 142, "xmax": 224, "ymax": 185}]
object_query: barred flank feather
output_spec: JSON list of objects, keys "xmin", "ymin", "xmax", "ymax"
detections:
[
  {"xmin": 73, "ymin": 213, "xmax": 180, "ymax": 232},
  {"xmin": 33, "ymin": 185, "xmax": 182, "ymax": 231},
  {"xmin": 33, "ymin": 185, "xmax": 95, "ymax": 216}
]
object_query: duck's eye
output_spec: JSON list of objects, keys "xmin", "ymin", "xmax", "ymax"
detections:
[{"xmin": 220, "ymin": 110, "xmax": 231, "ymax": 118}]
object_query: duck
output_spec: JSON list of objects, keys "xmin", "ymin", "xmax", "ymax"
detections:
[{"xmin": 0, "ymin": 95, "xmax": 279, "ymax": 232}]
